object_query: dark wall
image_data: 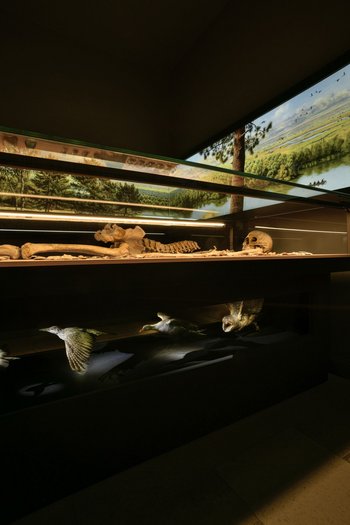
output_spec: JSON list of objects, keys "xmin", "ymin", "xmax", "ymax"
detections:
[
  {"xmin": 0, "ymin": 9, "xmax": 168, "ymax": 156},
  {"xmin": 0, "ymin": 2, "xmax": 349, "ymax": 158}
]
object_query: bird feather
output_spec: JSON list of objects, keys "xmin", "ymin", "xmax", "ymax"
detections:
[{"xmin": 64, "ymin": 330, "xmax": 95, "ymax": 374}]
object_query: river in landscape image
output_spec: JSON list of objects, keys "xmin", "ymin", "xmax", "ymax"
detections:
[
  {"xmin": 293, "ymin": 156, "xmax": 350, "ymax": 192},
  {"xmin": 244, "ymin": 157, "xmax": 350, "ymax": 211}
]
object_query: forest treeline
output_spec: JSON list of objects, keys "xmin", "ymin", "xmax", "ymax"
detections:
[
  {"xmin": 244, "ymin": 131, "xmax": 350, "ymax": 188},
  {"xmin": 1, "ymin": 130, "xmax": 348, "ymax": 217},
  {"xmin": 0, "ymin": 169, "xmax": 226, "ymax": 217}
]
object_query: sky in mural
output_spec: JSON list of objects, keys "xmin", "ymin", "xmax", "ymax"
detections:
[{"xmin": 188, "ymin": 63, "xmax": 350, "ymax": 211}]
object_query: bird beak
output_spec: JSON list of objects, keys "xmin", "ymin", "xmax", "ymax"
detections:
[{"xmin": 39, "ymin": 328, "xmax": 50, "ymax": 333}]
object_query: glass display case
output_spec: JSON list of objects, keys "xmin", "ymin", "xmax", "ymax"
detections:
[
  {"xmin": 0, "ymin": 127, "xmax": 350, "ymax": 413},
  {"xmin": 0, "ymin": 126, "xmax": 350, "ymax": 517},
  {"xmin": 1, "ymin": 127, "xmax": 350, "ymax": 523},
  {"xmin": 0, "ymin": 126, "xmax": 350, "ymax": 260}
]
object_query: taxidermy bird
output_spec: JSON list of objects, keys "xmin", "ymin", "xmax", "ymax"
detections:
[
  {"xmin": 222, "ymin": 299, "xmax": 264, "ymax": 333},
  {"xmin": 140, "ymin": 312, "xmax": 204, "ymax": 337},
  {"xmin": 40, "ymin": 326, "xmax": 105, "ymax": 374},
  {"xmin": 0, "ymin": 349, "xmax": 20, "ymax": 368}
]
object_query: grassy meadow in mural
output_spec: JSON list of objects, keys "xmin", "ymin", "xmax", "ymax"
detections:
[{"xmin": 191, "ymin": 63, "xmax": 350, "ymax": 211}]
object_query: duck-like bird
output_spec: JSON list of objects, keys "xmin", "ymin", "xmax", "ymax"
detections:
[
  {"xmin": 40, "ymin": 326, "xmax": 105, "ymax": 374},
  {"xmin": 140, "ymin": 312, "xmax": 204, "ymax": 337},
  {"xmin": 222, "ymin": 299, "xmax": 264, "ymax": 333}
]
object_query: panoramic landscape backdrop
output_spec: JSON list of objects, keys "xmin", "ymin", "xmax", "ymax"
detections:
[
  {"xmin": 190, "ymin": 63, "xmax": 350, "ymax": 212},
  {"xmin": 0, "ymin": 64, "xmax": 349, "ymax": 220}
]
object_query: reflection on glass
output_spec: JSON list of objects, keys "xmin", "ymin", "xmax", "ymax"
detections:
[
  {"xmin": 0, "ymin": 165, "xmax": 228, "ymax": 221},
  {"xmin": 1, "ymin": 128, "xmax": 350, "ymax": 209}
]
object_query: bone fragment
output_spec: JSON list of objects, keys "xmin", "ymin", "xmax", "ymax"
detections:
[
  {"xmin": 21, "ymin": 242, "xmax": 129, "ymax": 259},
  {"xmin": 142, "ymin": 238, "xmax": 200, "ymax": 254},
  {"xmin": 0, "ymin": 244, "xmax": 21, "ymax": 259},
  {"xmin": 95, "ymin": 224, "xmax": 145, "ymax": 244},
  {"xmin": 229, "ymin": 247, "xmax": 265, "ymax": 256}
]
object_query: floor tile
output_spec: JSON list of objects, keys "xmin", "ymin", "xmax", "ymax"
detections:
[
  {"xmin": 12, "ymin": 375, "xmax": 350, "ymax": 525},
  {"xmin": 217, "ymin": 427, "xmax": 350, "ymax": 525}
]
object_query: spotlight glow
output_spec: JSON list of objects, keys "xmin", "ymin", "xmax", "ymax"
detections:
[{"xmin": 0, "ymin": 211, "xmax": 225, "ymax": 228}]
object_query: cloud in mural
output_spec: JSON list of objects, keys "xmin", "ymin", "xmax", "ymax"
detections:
[
  {"xmin": 311, "ymin": 89, "xmax": 349, "ymax": 110},
  {"xmin": 271, "ymin": 102, "xmax": 291, "ymax": 124}
]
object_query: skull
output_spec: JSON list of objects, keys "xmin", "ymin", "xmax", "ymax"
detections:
[{"xmin": 242, "ymin": 230, "xmax": 273, "ymax": 253}]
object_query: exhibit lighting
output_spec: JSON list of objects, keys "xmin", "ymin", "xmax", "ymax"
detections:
[
  {"xmin": 0, "ymin": 211, "xmax": 225, "ymax": 228},
  {"xmin": 255, "ymin": 225, "xmax": 347, "ymax": 234}
]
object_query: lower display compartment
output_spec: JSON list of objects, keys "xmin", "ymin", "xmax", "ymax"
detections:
[
  {"xmin": 0, "ymin": 330, "xmax": 327, "ymax": 524},
  {"xmin": 0, "ymin": 288, "xmax": 325, "ymax": 415},
  {"xmin": 0, "ymin": 257, "xmax": 337, "ymax": 523}
]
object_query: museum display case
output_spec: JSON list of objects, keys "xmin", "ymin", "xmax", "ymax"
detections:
[
  {"xmin": 1, "ymin": 127, "xmax": 350, "ymax": 257},
  {"xmin": 1, "ymin": 127, "xmax": 350, "ymax": 522},
  {"xmin": 1, "ymin": 126, "xmax": 350, "ymax": 409}
]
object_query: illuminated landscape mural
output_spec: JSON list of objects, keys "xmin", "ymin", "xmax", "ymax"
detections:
[
  {"xmin": 0, "ymin": 64, "xmax": 349, "ymax": 220},
  {"xmin": 0, "ymin": 167, "xmax": 225, "ymax": 220},
  {"xmin": 190, "ymin": 63, "xmax": 350, "ymax": 212},
  {"xmin": 0, "ymin": 132, "xmax": 227, "ymax": 221}
]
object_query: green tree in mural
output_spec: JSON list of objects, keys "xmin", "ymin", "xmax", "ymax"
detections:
[
  {"xmin": 32, "ymin": 171, "xmax": 71, "ymax": 212},
  {"xmin": 0, "ymin": 166, "xmax": 37, "ymax": 211},
  {"xmin": 114, "ymin": 182, "xmax": 142, "ymax": 216},
  {"xmin": 169, "ymin": 189, "xmax": 224, "ymax": 209},
  {"xmin": 243, "ymin": 132, "xmax": 350, "ymax": 186},
  {"xmin": 70, "ymin": 175, "xmax": 105, "ymax": 214},
  {"xmin": 200, "ymin": 122, "xmax": 272, "ymax": 213},
  {"xmin": 70, "ymin": 177, "xmax": 143, "ymax": 216}
]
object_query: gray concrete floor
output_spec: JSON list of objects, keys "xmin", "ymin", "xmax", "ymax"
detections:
[{"xmin": 13, "ymin": 374, "xmax": 350, "ymax": 524}]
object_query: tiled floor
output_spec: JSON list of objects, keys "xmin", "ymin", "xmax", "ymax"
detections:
[{"xmin": 13, "ymin": 374, "xmax": 350, "ymax": 524}]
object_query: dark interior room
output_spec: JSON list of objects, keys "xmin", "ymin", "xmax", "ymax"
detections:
[{"xmin": 1, "ymin": 1, "xmax": 350, "ymax": 524}]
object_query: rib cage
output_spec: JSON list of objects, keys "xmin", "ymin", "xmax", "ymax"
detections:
[{"xmin": 142, "ymin": 238, "xmax": 200, "ymax": 254}]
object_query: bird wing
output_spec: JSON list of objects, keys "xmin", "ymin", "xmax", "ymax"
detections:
[
  {"xmin": 228, "ymin": 301, "xmax": 244, "ymax": 317},
  {"xmin": 242, "ymin": 298, "xmax": 264, "ymax": 315},
  {"xmin": 157, "ymin": 312, "xmax": 170, "ymax": 321},
  {"xmin": 64, "ymin": 331, "xmax": 94, "ymax": 374}
]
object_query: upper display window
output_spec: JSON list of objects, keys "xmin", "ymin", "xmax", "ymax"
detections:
[
  {"xmin": 0, "ymin": 126, "xmax": 350, "ymax": 228},
  {"xmin": 189, "ymin": 63, "xmax": 350, "ymax": 211},
  {"xmin": 0, "ymin": 123, "xmax": 349, "ymax": 260}
]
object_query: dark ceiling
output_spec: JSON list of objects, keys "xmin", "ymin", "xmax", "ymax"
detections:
[{"xmin": 0, "ymin": 0, "xmax": 349, "ymax": 158}]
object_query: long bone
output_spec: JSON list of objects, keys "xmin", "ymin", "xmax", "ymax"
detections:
[
  {"xmin": 0, "ymin": 244, "xmax": 21, "ymax": 259},
  {"xmin": 21, "ymin": 242, "xmax": 130, "ymax": 259}
]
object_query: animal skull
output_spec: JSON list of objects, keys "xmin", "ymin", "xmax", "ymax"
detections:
[{"xmin": 242, "ymin": 230, "xmax": 273, "ymax": 253}]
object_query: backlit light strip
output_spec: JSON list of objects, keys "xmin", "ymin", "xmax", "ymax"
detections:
[
  {"xmin": 255, "ymin": 225, "xmax": 347, "ymax": 234},
  {"xmin": 0, "ymin": 211, "xmax": 225, "ymax": 228}
]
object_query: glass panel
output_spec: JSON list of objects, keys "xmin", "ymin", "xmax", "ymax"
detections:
[
  {"xmin": 187, "ymin": 63, "xmax": 350, "ymax": 209},
  {"xmin": 1, "ymin": 128, "xmax": 350, "ymax": 207},
  {"xmin": 0, "ymin": 126, "xmax": 349, "ymax": 258},
  {"xmin": 0, "ymin": 166, "xmax": 227, "ymax": 222},
  {"xmin": 0, "ymin": 291, "xmax": 315, "ymax": 416}
]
